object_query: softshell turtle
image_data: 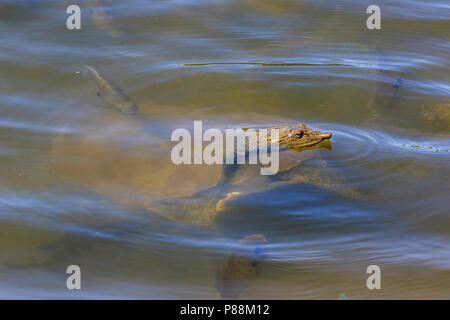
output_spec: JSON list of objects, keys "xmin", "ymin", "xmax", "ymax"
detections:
[
  {"xmin": 50, "ymin": 65, "xmax": 357, "ymax": 228},
  {"xmin": 51, "ymin": 118, "xmax": 336, "ymax": 227},
  {"xmin": 215, "ymin": 234, "xmax": 267, "ymax": 298}
]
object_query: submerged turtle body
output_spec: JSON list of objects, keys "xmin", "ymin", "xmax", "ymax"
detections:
[
  {"xmin": 52, "ymin": 111, "xmax": 224, "ymax": 206},
  {"xmin": 52, "ymin": 108, "xmax": 337, "ymax": 227}
]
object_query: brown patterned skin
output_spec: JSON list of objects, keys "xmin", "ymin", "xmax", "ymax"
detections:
[{"xmin": 243, "ymin": 123, "xmax": 332, "ymax": 151}]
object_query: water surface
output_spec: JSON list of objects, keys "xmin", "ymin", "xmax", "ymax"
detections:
[{"xmin": 0, "ymin": 0, "xmax": 449, "ymax": 299}]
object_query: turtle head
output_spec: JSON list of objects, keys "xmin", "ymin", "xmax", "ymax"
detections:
[{"xmin": 276, "ymin": 123, "xmax": 332, "ymax": 151}]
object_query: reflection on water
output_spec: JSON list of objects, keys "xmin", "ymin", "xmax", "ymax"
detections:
[{"xmin": 0, "ymin": 0, "xmax": 449, "ymax": 298}]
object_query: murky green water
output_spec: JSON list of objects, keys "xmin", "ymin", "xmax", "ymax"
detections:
[{"xmin": 0, "ymin": 0, "xmax": 449, "ymax": 299}]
